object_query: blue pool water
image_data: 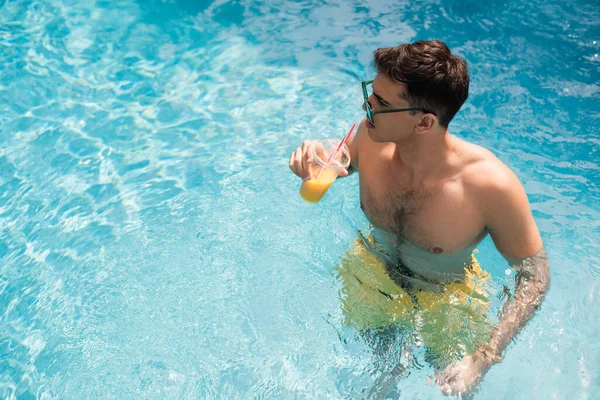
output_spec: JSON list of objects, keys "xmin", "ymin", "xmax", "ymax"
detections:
[{"xmin": 1, "ymin": 0, "xmax": 599, "ymax": 398}]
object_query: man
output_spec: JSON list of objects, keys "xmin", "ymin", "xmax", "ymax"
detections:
[{"xmin": 288, "ymin": 40, "xmax": 550, "ymax": 396}]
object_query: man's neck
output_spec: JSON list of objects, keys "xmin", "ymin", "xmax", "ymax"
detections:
[{"xmin": 393, "ymin": 128, "xmax": 455, "ymax": 182}]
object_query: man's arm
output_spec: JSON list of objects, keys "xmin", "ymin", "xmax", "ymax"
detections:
[
  {"xmin": 438, "ymin": 166, "xmax": 550, "ymax": 396},
  {"xmin": 480, "ymin": 168, "xmax": 550, "ymax": 360},
  {"xmin": 481, "ymin": 248, "xmax": 550, "ymax": 363}
]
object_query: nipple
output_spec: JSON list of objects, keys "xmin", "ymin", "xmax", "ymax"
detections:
[{"xmin": 433, "ymin": 247, "xmax": 443, "ymax": 254}]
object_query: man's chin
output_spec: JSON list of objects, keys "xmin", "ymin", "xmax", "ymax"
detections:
[
  {"xmin": 366, "ymin": 125, "xmax": 381, "ymax": 140},
  {"xmin": 368, "ymin": 130, "xmax": 394, "ymax": 144}
]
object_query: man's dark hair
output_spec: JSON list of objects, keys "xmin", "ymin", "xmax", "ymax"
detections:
[{"xmin": 373, "ymin": 40, "xmax": 469, "ymax": 128}]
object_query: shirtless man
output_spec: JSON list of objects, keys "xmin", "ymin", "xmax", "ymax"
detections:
[{"xmin": 289, "ymin": 40, "xmax": 550, "ymax": 396}]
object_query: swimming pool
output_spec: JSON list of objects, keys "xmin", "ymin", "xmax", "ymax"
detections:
[{"xmin": 1, "ymin": 0, "xmax": 599, "ymax": 398}]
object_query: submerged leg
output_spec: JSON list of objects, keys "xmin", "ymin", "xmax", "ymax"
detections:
[
  {"xmin": 367, "ymin": 340, "xmax": 412, "ymax": 399},
  {"xmin": 358, "ymin": 325, "xmax": 414, "ymax": 399}
]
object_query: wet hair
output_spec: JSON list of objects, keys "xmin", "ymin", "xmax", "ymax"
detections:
[{"xmin": 373, "ymin": 40, "xmax": 469, "ymax": 128}]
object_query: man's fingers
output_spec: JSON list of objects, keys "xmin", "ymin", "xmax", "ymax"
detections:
[
  {"xmin": 301, "ymin": 140, "xmax": 311, "ymax": 153},
  {"xmin": 435, "ymin": 369, "xmax": 456, "ymax": 387},
  {"xmin": 288, "ymin": 150, "xmax": 296, "ymax": 172},
  {"xmin": 440, "ymin": 383, "xmax": 452, "ymax": 396},
  {"xmin": 438, "ymin": 378, "xmax": 456, "ymax": 397},
  {"xmin": 291, "ymin": 148, "xmax": 304, "ymax": 177},
  {"xmin": 292, "ymin": 140, "xmax": 349, "ymax": 181},
  {"xmin": 303, "ymin": 156, "xmax": 313, "ymax": 181},
  {"xmin": 435, "ymin": 368, "xmax": 472, "ymax": 397},
  {"xmin": 301, "ymin": 141, "xmax": 314, "ymax": 181}
]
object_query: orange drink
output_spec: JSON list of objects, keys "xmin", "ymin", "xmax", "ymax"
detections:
[
  {"xmin": 298, "ymin": 138, "xmax": 350, "ymax": 203},
  {"xmin": 300, "ymin": 167, "xmax": 338, "ymax": 202}
]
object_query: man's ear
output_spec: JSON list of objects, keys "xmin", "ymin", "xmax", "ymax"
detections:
[{"xmin": 416, "ymin": 114, "xmax": 436, "ymax": 133}]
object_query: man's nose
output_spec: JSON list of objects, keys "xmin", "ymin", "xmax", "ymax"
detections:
[{"xmin": 362, "ymin": 97, "xmax": 372, "ymax": 111}]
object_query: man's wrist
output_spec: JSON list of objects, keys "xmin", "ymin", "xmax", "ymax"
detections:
[{"xmin": 473, "ymin": 344, "xmax": 503, "ymax": 366}]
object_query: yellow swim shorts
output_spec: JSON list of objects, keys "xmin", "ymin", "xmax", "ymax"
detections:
[{"xmin": 336, "ymin": 238, "xmax": 494, "ymax": 365}]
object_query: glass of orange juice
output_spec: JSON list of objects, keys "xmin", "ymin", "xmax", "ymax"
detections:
[{"xmin": 299, "ymin": 138, "xmax": 350, "ymax": 203}]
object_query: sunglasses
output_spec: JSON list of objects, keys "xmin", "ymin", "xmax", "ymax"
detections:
[{"xmin": 361, "ymin": 80, "xmax": 435, "ymax": 125}]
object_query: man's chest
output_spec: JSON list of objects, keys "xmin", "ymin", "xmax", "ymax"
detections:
[{"xmin": 358, "ymin": 164, "xmax": 484, "ymax": 254}]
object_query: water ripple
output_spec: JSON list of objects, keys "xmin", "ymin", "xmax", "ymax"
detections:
[{"xmin": 0, "ymin": 0, "xmax": 599, "ymax": 398}]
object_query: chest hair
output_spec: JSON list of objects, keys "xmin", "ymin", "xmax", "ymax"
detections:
[{"xmin": 365, "ymin": 186, "xmax": 433, "ymax": 238}]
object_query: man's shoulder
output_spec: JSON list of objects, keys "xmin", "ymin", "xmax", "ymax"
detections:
[{"xmin": 459, "ymin": 141, "xmax": 522, "ymax": 197}]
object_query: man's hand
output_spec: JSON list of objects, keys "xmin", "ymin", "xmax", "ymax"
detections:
[
  {"xmin": 289, "ymin": 140, "xmax": 352, "ymax": 180},
  {"xmin": 289, "ymin": 140, "xmax": 316, "ymax": 181},
  {"xmin": 436, "ymin": 346, "xmax": 501, "ymax": 396},
  {"xmin": 288, "ymin": 140, "xmax": 350, "ymax": 181},
  {"xmin": 436, "ymin": 355, "xmax": 488, "ymax": 396}
]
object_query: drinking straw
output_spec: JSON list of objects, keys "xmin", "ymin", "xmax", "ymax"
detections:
[{"xmin": 315, "ymin": 123, "xmax": 357, "ymax": 179}]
